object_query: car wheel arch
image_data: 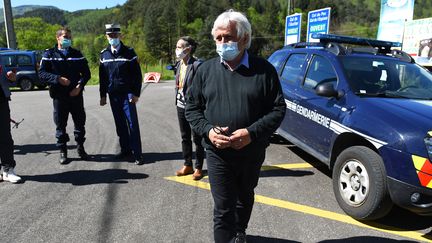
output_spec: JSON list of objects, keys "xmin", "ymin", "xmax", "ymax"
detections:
[{"xmin": 330, "ymin": 132, "xmax": 379, "ymax": 170}]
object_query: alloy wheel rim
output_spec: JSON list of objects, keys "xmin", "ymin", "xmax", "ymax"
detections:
[{"xmin": 338, "ymin": 159, "xmax": 369, "ymax": 206}]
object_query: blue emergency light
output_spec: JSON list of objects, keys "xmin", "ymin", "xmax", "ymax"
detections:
[{"xmin": 311, "ymin": 33, "xmax": 401, "ymax": 48}]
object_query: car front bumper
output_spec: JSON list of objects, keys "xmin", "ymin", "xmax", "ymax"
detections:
[{"xmin": 388, "ymin": 176, "xmax": 432, "ymax": 216}]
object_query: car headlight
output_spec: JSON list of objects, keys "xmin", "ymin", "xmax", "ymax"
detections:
[{"xmin": 424, "ymin": 132, "xmax": 432, "ymax": 160}]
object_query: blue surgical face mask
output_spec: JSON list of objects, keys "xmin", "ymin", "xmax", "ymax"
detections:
[
  {"xmin": 109, "ymin": 38, "xmax": 120, "ymax": 47},
  {"xmin": 61, "ymin": 38, "xmax": 71, "ymax": 49},
  {"xmin": 216, "ymin": 42, "xmax": 240, "ymax": 61}
]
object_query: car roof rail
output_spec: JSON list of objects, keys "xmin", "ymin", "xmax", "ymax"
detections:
[
  {"xmin": 323, "ymin": 42, "xmax": 346, "ymax": 55},
  {"xmin": 390, "ymin": 49, "xmax": 415, "ymax": 63},
  {"xmin": 284, "ymin": 42, "xmax": 324, "ymax": 49},
  {"xmin": 284, "ymin": 41, "xmax": 345, "ymax": 55}
]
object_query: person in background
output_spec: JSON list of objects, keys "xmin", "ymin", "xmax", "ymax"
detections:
[
  {"xmin": 173, "ymin": 36, "xmax": 205, "ymax": 180},
  {"xmin": 99, "ymin": 23, "xmax": 144, "ymax": 165},
  {"xmin": 39, "ymin": 26, "xmax": 91, "ymax": 164},
  {"xmin": 185, "ymin": 10, "xmax": 286, "ymax": 243},
  {"xmin": 0, "ymin": 67, "xmax": 22, "ymax": 183}
]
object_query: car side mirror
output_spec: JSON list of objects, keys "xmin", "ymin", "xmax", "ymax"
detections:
[{"xmin": 315, "ymin": 82, "xmax": 344, "ymax": 99}]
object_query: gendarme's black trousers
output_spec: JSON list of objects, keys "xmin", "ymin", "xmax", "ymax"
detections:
[
  {"xmin": 206, "ymin": 148, "xmax": 265, "ymax": 243},
  {"xmin": 0, "ymin": 99, "xmax": 16, "ymax": 171},
  {"xmin": 52, "ymin": 95, "xmax": 86, "ymax": 149},
  {"xmin": 176, "ymin": 107, "xmax": 205, "ymax": 168}
]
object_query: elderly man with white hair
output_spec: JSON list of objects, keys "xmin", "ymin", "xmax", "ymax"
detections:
[{"xmin": 185, "ymin": 9, "xmax": 286, "ymax": 243}]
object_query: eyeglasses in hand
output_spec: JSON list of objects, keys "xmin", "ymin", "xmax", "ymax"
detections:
[{"xmin": 212, "ymin": 126, "xmax": 230, "ymax": 136}]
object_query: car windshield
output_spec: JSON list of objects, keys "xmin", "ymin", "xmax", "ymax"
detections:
[{"xmin": 340, "ymin": 56, "xmax": 432, "ymax": 100}]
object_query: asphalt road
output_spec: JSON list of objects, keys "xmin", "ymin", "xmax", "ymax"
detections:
[{"xmin": 2, "ymin": 82, "xmax": 431, "ymax": 243}]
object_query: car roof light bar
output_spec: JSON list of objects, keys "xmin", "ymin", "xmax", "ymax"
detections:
[{"xmin": 311, "ymin": 33, "xmax": 402, "ymax": 48}]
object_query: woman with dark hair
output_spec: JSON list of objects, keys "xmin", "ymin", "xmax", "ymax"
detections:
[{"xmin": 174, "ymin": 36, "xmax": 205, "ymax": 180}]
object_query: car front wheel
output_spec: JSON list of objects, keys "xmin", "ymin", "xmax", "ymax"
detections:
[
  {"xmin": 332, "ymin": 146, "xmax": 393, "ymax": 220},
  {"xmin": 19, "ymin": 78, "xmax": 34, "ymax": 91}
]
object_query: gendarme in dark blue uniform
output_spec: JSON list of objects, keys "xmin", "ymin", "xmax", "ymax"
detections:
[
  {"xmin": 39, "ymin": 27, "xmax": 91, "ymax": 164},
  {"xmin": 99, "ymin": 24, "xmax": 143, "ymax": 165}
]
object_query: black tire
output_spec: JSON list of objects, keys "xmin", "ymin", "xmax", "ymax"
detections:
[
  {"xmin": 36, "ymin": 84, "xmax": 47, "ymax": 90},
  {"xmin": 332, "ymin": 146, "xmax": 393, "ymax": 220},
  {"xmin": 19, "ymin": 78, "xmax": 34, "ymax": 91}
]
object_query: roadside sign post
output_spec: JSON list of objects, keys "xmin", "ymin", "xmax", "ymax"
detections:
[
  {"xmin": 3, "ymin": 0, "xmax": 17, "ymax": 49},
  {"xmin": 306, "ymin": 7, "xmax": 331, "ymax": 43},
  {"xmin": 285, "ymin": 13, "xmax": 302, "ymax": 45}
]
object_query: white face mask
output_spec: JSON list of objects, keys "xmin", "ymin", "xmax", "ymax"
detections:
[{"xmin": 175, "ymin": 48, "xmax": 187, "ymax": 59}]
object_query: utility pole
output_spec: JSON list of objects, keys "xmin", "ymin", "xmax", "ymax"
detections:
[
  {"xmin": 3, "ymin": 0, "xmax": 17, "ymax": 49},
  {"xmin": 287, "ymin": 0, "xmax": 291, "ymax": 15}
]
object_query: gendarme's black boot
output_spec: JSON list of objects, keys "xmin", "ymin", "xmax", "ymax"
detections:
[
  {"xmin": 77, "ymin": 144, "xmax": 89, "ymax": 160},
  {"xmin": 59, "ymin": 149, "xmax": 68, "ymax": 164}
]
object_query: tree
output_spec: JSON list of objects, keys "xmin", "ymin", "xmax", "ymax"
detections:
[
  {"xmin": 122, "ymin": 19, "xmax": 155, "ymax": 65},
  {"xmin": 14, "ymin": 17, "xmax": 61, "ymax": 50}
]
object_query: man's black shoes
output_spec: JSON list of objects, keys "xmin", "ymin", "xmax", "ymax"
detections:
[
  {"xmin": 77, "ymin": 144, "xmax": 89, "ymax": 160},
  {"xmin": 235, "ymin": 232, "xmax": 247, "ymax": 243},
  {"xmin": 114, "ymin": 151, "xmax": 134, "ymax": 161},
  {"xmin": 59, "ymin": 145, "xmax": 88, "ymax": 164},
  {"xmin": 135, "ymin": 156, "xmax": 145, "ymax": 165},
  {"xmin": 59, "ymin": 150, "xmax": 68, "ymax": 164}
]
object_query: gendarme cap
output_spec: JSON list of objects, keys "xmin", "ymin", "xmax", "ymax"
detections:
[{"xmin": 105, "ymin": 24, "xmax": 121, "ymax": 34}]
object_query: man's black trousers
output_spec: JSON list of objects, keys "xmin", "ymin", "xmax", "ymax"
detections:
[
  {"xmin": 52, "ymin": 95, "xmax": 86, "ymax": 149},
  {"xmin": 206, "ymin": 148, "xmax": 265, "ymax": 243},
  {"xmin": 0, "ymin": 99, "xmax": 16, "ymax": 171},
  {"xmin": 176, "ymin": 107, "xmax": 204, "ymax": 168}
]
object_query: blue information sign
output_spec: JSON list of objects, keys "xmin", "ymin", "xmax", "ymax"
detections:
[
  {"xmin": 285, "ymin": 13, "xmax": 302, "ymax": 45},
  {"xmin": 307, "ymin": 7, "xmax": 331, "ymax": 42}
]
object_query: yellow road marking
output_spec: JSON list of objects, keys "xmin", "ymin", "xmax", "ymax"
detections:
[
  {"xmin": 165, "ymin": 163, "xmax": 432, "ymax": 242},
  {"xmin": 261, "ymin": 163, "xmax": 313, "ymax": 171}
]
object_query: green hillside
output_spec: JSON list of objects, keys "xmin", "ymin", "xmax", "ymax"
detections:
[{"xmin": 0, "ymin": 5, "xmax": 59, "ymax": 22}]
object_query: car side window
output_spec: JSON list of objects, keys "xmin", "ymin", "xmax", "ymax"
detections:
[
  {"xmin": 304, "ymin": 55, "xmax": 337, "ymax": 90},
  {"xmin": 268, "ymin": 51, "xmax": 288, "ymax": 73},
  {"xmin": 280, "ymin": 53, "xmax": 307, "ymax": 85},
  {"xmin": 17, "ymin": 55, "xmax": 32, "ymax": 66},
  {"xmin": 1, "ymin": 55, "xmax": 16, "ymax": 67}
]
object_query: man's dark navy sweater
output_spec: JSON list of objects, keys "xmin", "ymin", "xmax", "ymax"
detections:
[{"xmin": 185, "ymin": 54, "xmax": 286, "ymax": 150}]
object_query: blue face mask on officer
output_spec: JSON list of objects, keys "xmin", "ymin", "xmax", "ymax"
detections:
[
  {"xmin": 109, "ymin": 38, "xmax": 120, "ymax": 47},
  {"xmin": 61, "ymin": 38, "xmax": 72, "ymax": 49},
  {"xmin": 216, "ymin": 42, "xmax": 240, "ymax": 61}
]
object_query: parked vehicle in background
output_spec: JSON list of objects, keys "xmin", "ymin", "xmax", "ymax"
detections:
[
  {"xmin": 0, "ymin": 49, "xmax": 45, "ymax": 91},
  {"xmin": 268, "ymin": 34, "xmax": 432, "ymax": 220}
]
